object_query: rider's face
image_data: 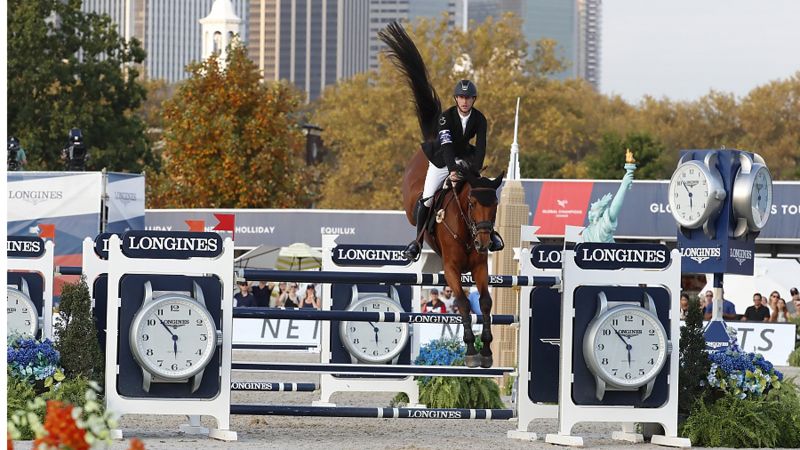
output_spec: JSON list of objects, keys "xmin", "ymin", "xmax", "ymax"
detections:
[{"xmin": 455, "ymin": 95, "xmax": 476, "ymax": 114}]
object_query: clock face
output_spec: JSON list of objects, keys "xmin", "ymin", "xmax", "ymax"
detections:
[
  {"xmin": 585, "ymin": 305, "xmax": 668, "ymax": 389},
  {"xmin": 668, "ymin": 162, "xmax": 713, "ymax": 228},
  {"xmin": 130, "ymin": 295, "xmax": 217, "ymax": 380},
  {"xmin": 7, "ymin": 287, "xmax": 38, "ymax": 337},
  {"xmin": 340, "ymin": 297, "xmax": 409, "ymax": 363},
  {"xmin": 750, "ymin": 166, "xmax": 773, "ymax": 229}
]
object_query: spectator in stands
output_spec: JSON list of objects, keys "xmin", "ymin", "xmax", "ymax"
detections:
[
  {"xmin": 703, "ymin": 292, "xmax": 738, "ymax": 321},
  {"xmin": 679, "ymin": 293, "xmax": 690, "ymax": 320},
  {"xmin": 278, "ymin": 283, "xmax": 301, "ymax": 308},
  {"xmin": 771, "ymin": 297, "xmax": 792, "ymax": 323},
  {"xmin": 423, "ymin": 288, "xmax": 447, "ymax": 313},
  {"xmin": 768, "ymin": 290, "xmax": 781, "ymax": 313},
  {"xmin": 441, "ymin": 286, "xmax": 455, "ymax": 313},
  {"xmin": 701, "ymin": 290, "xmax": 713, "ymax": 310},
  {"xmin": 234, "ymin": 281, "xmax": 255, "ymax": 307},
  {"xmin": 300, "ymin": 284, "xmax": 321, "ymax": 309},
  {"xmin": 468, "ymin": 286, "xmax": 481, "ymax": 315},
  {"xmin": 271, "ymin": 282, "xmax": 287, "ymax": 307},
  {"xmin": 742, "ymin": 293, "xmax": 771, "ymax": 322},
  {"xmin": 251, "ymin": 281, "xmax": 271, "ymax": 307},
  {"xmin": 789, "ymin": 287, "xmax": 800, "ymax": 314}
]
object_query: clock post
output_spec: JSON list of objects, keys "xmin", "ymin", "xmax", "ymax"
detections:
[{"xmin": 669, "ymin": 149, "xmax": 773, "ymax": 350}]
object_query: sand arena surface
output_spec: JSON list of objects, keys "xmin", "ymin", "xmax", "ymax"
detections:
[{"xmin": 12, "ymin": 351, "xmax": 800, "ymax": 450}]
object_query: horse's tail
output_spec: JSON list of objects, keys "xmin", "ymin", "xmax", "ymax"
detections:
[{"xmin": 378, "ymin": 22, "xmax": 441, "ymax": 141}]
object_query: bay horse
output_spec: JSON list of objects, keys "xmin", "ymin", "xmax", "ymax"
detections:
[{"xmin": 380, "ymin": 23, "xmax": 504, "ymax": 368}]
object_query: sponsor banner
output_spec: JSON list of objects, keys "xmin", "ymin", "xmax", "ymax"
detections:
[
  {"xmin": 331, "ymin": 244, "xmax": 409, "ymax": 266},
  {"xmin": 232, "ymin": 318, "xmax": 321, "ymax": 347},
  {"xmin": 121, "ymin": 231, "xmax": 223, "ymax": 259},
  {"xmin": 531, "ymin": 181, "xmax": 594, "ymax": 235},
  {"xmin": 574, "ymin": 243, "xmax": 671, "ymax": 270},
  {"xmin": 697, "ymin": 321, "xmax": 796, "ymax": 366},
  {"xmin": 105, "ymin": 173, "xmax": 145, "ymax": 227},
  {"xmin": 727, "ymin": 240, "xmax": 755, "ymax": 273},
  {"xmin": 7, "ymin": 236, "xmax": 45, "ymax": 258},
  {"xmin": 7, "ymin": 172, "xmax": 102, "ymax": 220}
]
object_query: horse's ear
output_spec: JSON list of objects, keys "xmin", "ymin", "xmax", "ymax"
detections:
[
  {"xmin": 462, "ymin": 170, "xmax": 478, "ymax": 185},
  {"xmin": 491, "ymin": 172, "xmax": 505, "ymax": 189}
]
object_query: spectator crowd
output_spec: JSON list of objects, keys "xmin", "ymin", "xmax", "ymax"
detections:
[
  {"xmin": 234, "ymin": 280, "xmax": 320, "ymax": 309},
  {"xmin": 680, "ymin": 287, "xmax": 800, "ymax": 323}
]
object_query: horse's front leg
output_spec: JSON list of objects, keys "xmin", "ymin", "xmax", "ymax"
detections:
[
  {"xmin": 445, "ymin": 268, "xmax": 479, "ymax": 368},
  {"xmin": 472, "ymin": 267, "xmax": 493, "ymax": 368}
]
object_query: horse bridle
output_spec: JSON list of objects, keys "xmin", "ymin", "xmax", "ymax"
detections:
[{"xmin": 452, "ymin": 185, "xmax": 497, "ymax": 252}]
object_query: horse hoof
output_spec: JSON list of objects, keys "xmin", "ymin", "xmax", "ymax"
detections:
[
  {"xmin": 480, "ymin": 355, "xmax": 493, "ymax": 368},
  {"xmin": 465, "ymin": 354, "xmax": 481, "ymax": 368}
]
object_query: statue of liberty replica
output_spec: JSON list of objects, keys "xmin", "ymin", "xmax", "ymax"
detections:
[{"xmin": 581, "ymin": 150, "xmax": 637, "ymax": 243}]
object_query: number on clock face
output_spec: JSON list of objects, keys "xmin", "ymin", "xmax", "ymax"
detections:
[
  {"xmin": 670, "ymin": 164, "xmax": 710, "ymax": 225},
  {"xmin": 7, "ymin": 288, "xmax": 37, "ymax": 337},
  {"xmin": 344, "ymin": 300, "xmax": 407, "ymax": 362},
  {"xmin": 592, "ymin": 308, "xmax": 666, "ymax": 387},
  {"xmin": 134, "ymin": 298, "xmax": 216, "ymax": 378},
  {"xmin": 750, "ymin": 167, "xmax": 772, "ymax": 228}
]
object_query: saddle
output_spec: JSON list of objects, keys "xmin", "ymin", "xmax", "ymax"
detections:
[{"xmin": 418, "ymin": 182, "xmax": 459, "ymax": 236}]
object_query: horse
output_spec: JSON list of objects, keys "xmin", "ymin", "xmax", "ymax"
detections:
[{"xmin": 380, "ymin": 22, "xmax": 504, "ymax": 368}]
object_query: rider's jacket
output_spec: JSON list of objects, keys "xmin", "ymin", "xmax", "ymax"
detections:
[{"xmin": 422, "ymin": 105, "xmax": 487, "ymax": 173}]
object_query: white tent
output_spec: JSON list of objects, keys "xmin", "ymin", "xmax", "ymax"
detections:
[
  {"xmin": 701, "ymin": 257, "xmax": 800, "ymax": 314},
  {"xmin": 234, "ymin": 245, "xmax": 280, "ymax": 269}
]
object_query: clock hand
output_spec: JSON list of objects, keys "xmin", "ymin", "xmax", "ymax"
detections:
[
  {"xmin": 173, "ymin": 334, "xmax": 178, "ymax": 358},
  {"xmin": 157, "ymin": 316, "xmax": 175, "ymax": 338},
  {"xmin": 683, "ymin": 182, "xmax": 693, "ymax": 209},
  {"xmin": 368, "ymin": 321, "xmax": 379, "ymax": 344},
  {"xmin": 611, "ymin": 327, "xmax": 629, "ymax": 346}
]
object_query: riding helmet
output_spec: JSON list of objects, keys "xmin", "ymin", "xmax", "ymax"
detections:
[{"xmin": 453, "ymin": 79, "xmax": 477, "ymax": 97}]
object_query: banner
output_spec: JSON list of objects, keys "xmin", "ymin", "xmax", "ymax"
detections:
[
  {"xmin": 106, "ymin": 172, "xmax": 146, "ymax": 233},
  {"xmin": 232, "ymin": 318, "xmax": 321, "ymax": 347}
]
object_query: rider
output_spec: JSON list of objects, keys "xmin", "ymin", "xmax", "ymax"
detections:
[{"xmin": 402, "ymin": 79, "xmax": 504, "ymax": 261}]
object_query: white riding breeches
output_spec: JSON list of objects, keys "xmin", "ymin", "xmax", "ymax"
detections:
[{"xmin": 421, "ymin": 162, "xmax": 451, "ymax": 207}]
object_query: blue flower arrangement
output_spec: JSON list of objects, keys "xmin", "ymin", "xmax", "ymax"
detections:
[
  {"xmin": 705, "ymin": 339, "xmax": 783, "ymax": 399},
  {"xmin": 415, "ymin": 338, "xmax": 465, "ymax": 367},
  {"xmin": 7, "ymin": 334, "xmax": 65, "ymax": 387}
]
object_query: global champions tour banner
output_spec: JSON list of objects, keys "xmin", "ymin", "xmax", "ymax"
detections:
[{"xmin": 145, "ymin": 180, "xmax": 800, "ymax": 249}]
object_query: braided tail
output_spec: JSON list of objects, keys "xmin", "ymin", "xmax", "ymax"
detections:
[{"xmin": 378, "ymin": 22, "xmax": 442, "ymax": 141}]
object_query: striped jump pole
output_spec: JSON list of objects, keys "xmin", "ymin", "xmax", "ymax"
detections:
[
  {"xmin": 230, "ymin": 404, "xmax": 515, "ymax": 420},
  {"xmin": 232, "ymin": 307, "xmax": 516, "ymax": 325},
  {"xmin": 230, "ymin": 381, "xmax": 317, "ymax": 392},
  {"xmin": 232, "ymin": 362, "xmax": 515, "ymax": 378},
  {"xmin": 239, "ymin": 269, "xmax": 559, "ymax": 288}
]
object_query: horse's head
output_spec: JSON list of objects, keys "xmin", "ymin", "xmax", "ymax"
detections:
[{"xmin": 462, "ymin": 172, "xmax": 505, "ymax": 253}]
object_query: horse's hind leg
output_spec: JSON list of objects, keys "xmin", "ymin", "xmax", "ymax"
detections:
[
  {"xmin": 478, "ymin": 289, "xmax": 493, "ymax": 368},
  {"xmin": 446, "ymin": 269, "xmax": 480, "ymax": 368}
]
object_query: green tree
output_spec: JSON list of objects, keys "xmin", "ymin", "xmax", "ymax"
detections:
[
  {"xmin": 584, "ymin": 131, "xmax": 669, "ymax": 180},
  {"xmin": 55, "ymin": 277, "xmax": 104, "ymax": 382},
  {"xmin": 149, "ymin": 43, "xmax": 314, "ymax": 208},
  {"xmin": 8, "ymin": 0, "xmax": 150, "ymax": 171}
]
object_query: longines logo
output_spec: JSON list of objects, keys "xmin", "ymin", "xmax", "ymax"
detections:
[
  {"xmin": 705, "ymin": 341, "xmax": 729, "ymax": 349},
  {"xmin": 114, "ymin": 191, "xmax": 138, "ymax": 205},
  {"xmin": 332, "ymin": 244, "xmax": 407, "ymax": 266},
  {"xmin": 618, "ymin": 330, "xmax": 643, "ymax": 338},
  {"xmin": 409, "ymin": 315, "xmax": 465, "ymax": 325},
  {"xmin": 8, "ymin": 190, "xmax": 63, "ymax": 205},
  {"xmin": 730, "ymin": 248, "xmax": 753, "ymax": 266},
  {"xmin": 540, "ymin": 338, "xmax": 561, "ymax": 347},
  {"xmin": 7, "ymin": 239, "xmax": 42, "ymax": 254},
  {"xmin": 126, "ymin": 236, "xmax": 219, "ymax": 252},
  {"xmin": 121, "ymin": 231, "xmax": 224, "ymax": 258},
  {"xmin": 681, "ymin": 247, "xmax": 721, "ymax": 264},
  {"xmin": 164, "ymin": 319, "xmax": 190, "ymax": 329},
  {"xmin": 574, "ymin": 243, "xmax": 670, "ymax": 269}
]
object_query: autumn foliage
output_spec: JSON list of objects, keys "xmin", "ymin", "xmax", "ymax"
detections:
[{"xmin": 149, "ymin": 43, "xmax": 315, "ymax": 208}]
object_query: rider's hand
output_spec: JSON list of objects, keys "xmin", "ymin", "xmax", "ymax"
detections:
[{"xmin": 449, "ymin": 171, "xmax": 461, "ymax": 182}]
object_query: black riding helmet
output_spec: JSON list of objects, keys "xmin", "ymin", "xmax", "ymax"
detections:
[
  {"xmin": 453, "ymin": 79, "xmax": 477, "ymax": 97},
  {"xmin": 8, "ymin": 136, "xmax": 19, "ymax": 150}
]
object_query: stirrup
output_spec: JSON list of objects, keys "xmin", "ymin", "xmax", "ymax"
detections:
[
  {"xmin": 403, "ymin": 240, "xmax": 421, "ymax": 262},
  {"xmin": 489, "ymin": 232, "xmax": 504, "ymax": 252}
]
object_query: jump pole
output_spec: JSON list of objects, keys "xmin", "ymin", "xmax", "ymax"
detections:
[{"xmin": 230, "ymin": 405, "xmax": 515, "ymax": 420}]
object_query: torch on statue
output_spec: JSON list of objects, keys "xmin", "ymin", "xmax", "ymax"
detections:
[{"xmin": 582, "ymin": 150, "xmax": 637, "ymax": 243}]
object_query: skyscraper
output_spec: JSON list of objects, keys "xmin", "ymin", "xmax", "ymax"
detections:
[{"xmin": 81, "ymin": 0, "xmax": 249, "ymax": 83}]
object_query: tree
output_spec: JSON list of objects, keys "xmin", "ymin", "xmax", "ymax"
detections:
[
  {"xmin": 55, "ymin": 277, "xmax": 104, "ymax": 382},
  {"xmin": 148, "ymin": 43, "xmax": 314, "ymax": 208},
  {"xmin": 583, "ymin": 131, "xmax": 669, "ymax": 180},
  {"xmin": 7, "ymin": 0, "xmax": 150, "ymax": 171}
]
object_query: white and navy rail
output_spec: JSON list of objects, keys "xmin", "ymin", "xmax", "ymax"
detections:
[
  {"xmin": 232, "ymin": 362, "xmax": 514, "ymax": 378},
  {"xmin": 230, "ymin": 381, "xmax": 317, "ymax": 392},
  {"xmin": 239, "ymin": 269, "xmax": 558, "ymax": 288},
  {"xmin": 229, "ymin": 405, "xmax": 515, "ymax": 420},
  {"xmin": 232, "ymin": 307, "xmax": 516, "ymax": 325}
]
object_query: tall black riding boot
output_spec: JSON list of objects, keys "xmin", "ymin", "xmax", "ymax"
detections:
[
  {"xmin": 489, "ymin": 230, "xmax": 505, "ymax": 252},
  {"xmin": 403, "ymin": 201, "xmax": 430, "ymax": 261}
]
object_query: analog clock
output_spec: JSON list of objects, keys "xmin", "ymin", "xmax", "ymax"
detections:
[
  {"xmin": 7, "ymin": 279, "xmax": 39, "ymax": 337},
  {"xmin": 668, "ymin": 155, "xmax": 726, "ymax": 231},
  {"xmin": 583, "ymin": 291, "xmax": 670, "ymax": 401},
  {"xmin": 732, "ymin": 153, "xmax": 773, "ymax": 237},
  {"xmin": 129, "ymin": 281, "xmax": 221, "ymax": 392},
  {"xmin": 340, "ymin": 286, "xmax": 409, "ymax": 364}
]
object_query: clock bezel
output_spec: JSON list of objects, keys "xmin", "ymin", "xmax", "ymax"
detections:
[
  {"xmin": 7, "ymin": 285, "xmax": 39, "ymax": 337},
  {"xmin": 667, "ymin": 158, "xmax": 726, "ymax": 229},
  {"xmin": 583, "ymin": 302, "xmax": 669, "ymax": 390},
  {"xmin": 732, "ymin": 160, "xmax": 773, "ymax": 233},
  {"xmin": 129, "ymin": 293, "xmax": 218, "ymax": 381},
  {"xmin": 339, "ymin": 293, "xmax": 410, "ymax": 364}
]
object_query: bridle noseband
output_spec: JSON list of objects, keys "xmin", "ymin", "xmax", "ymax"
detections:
[{"xmin": 452, "ymin": 184, "xmax": 497, "ymax": 252}]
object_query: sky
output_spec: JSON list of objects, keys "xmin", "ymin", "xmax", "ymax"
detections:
[{"xmin": 601, "ymin": 0, "xmax": 800, "ymax": 103}]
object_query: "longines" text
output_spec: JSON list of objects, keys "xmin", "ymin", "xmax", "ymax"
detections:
[{"xmin": 126, "ymin": 236, "xmax": 218, "ymax": 252}]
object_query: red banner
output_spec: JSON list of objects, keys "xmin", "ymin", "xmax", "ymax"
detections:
[
  {"xmin": 532, "ymin": 181, "xmax": 594, "ymax": 235},
  {"xmin": 213, "ymin": 213, "xmax": 235, "ymax": 239}
]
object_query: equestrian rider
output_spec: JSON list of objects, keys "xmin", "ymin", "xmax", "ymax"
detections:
[{"xmin": 402, "ymin": 79, "xmax": 504, "ymax": 261}]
